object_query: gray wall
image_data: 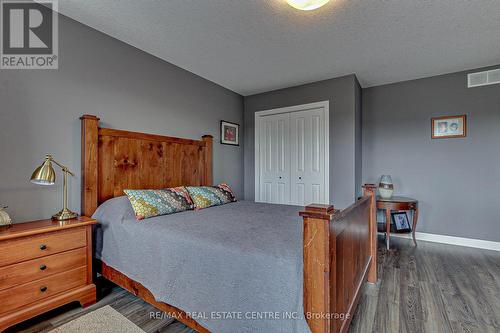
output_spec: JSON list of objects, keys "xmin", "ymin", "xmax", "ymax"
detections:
[
  {"xmin": 0, "ymin": 15, "xmax": 244, "ymax": 223},
  {"xmin": 244, "ymin": 75, "xmax": 361, "ymax": 209},
  {"xmin": 363, "ymin": 66, "xmax": 500, "ymax": 242}
]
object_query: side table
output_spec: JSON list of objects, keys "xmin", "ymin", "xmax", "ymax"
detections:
[{"xmin": 376, "ymin": 196, "xmax": 418, "ymax": 249}]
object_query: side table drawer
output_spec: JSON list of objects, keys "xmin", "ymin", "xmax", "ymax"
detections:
[
  {"xmin": 0, "ymin": 227, "xmax": 86, "ymax": 267},
  {"xmin": 0, "ymin": 248, "xmax": 87, "ymax": 291},
  {"xmin": 0, "ymin": 266, "xmax": 87, "ymax": 314}
]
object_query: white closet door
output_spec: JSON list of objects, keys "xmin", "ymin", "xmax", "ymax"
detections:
[
  {"xmin": 290, "ymin": 108, "xmax": 326, "ymax": 206},
  {"xmin": 259, "ymin": 113, "xmax": 290, "ymax": 204}
]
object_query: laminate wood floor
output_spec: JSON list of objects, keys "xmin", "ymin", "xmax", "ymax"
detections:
[
  {"xmin": 350, "ymin": 237, "xmax": 500, "ymax": 333},
  {"xmin": 7, "ymin": 237, "xmax": 499, "ymax": 333}
]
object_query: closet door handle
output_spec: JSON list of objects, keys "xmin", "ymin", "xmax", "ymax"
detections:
[{"xmin": 298, "ymin": 177, "xmax": 302, "ymax": 180}]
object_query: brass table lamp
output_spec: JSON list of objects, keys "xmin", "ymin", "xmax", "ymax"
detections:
[{"xmin": 30, "ymin": 155, "xmax": 78, "ymax": 220}]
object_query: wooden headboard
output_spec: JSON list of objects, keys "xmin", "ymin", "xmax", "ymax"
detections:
[{"xmin": 80, "ymin": 115, "xmax": 213, "ymax": 216}]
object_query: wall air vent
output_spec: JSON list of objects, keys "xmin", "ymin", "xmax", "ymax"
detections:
[{"xmin": 468, "ymin": 68, "xmax": 500, "ymax": 88}]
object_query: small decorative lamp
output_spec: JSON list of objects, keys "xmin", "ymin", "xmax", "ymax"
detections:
[
  {"xmin": 378, "ymin": 175, "xmax": 394, "ymax": 199},
  {"xmin": 0, "ymin": 206, "xmax": 12, "ymax": 226},
  {"xmin": 30, "ymin": 155, "xmax": 78, "ymax": 220}
]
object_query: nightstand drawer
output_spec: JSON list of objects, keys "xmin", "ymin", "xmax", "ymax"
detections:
[
  {"xmin": 0, "ymin": 248, "xmax": 87, "ymax": 291},
  {"xmin": 0, "ymin": 266, "xmax": 87, "ymax": 314},
  {"xmin": 0, "ymin": 227, "xmax": 86, "ymax": 267}
]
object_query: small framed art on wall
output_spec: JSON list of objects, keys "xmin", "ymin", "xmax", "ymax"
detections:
[
  {"xmin": 431, "ymin": 115, "xmax": 466, "ymax": 139},
  {"xmin": 220, "ymin": 120, "xmax": 239, "ymax": 146}
]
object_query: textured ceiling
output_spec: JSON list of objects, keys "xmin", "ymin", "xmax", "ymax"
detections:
[{"xmin": 57, "ymin": 0, "xmax": 500, "ymax": 95}]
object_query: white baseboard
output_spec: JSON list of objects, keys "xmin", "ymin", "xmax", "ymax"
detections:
[{"xmin": 390, "ymin": 232, "xmax": 500, "ymax": 252}]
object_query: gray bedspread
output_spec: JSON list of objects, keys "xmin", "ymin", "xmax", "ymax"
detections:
[{"xmin": 93, "ymin": 197, "xmax": 311, "ymax": 333}]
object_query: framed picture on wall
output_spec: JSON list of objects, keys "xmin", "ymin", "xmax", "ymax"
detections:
[
  {"xmin": 220, "ymin": 120, "xmax": 239, "ymax": 146},
  {"xmin": 431, "ymin": 115, "xmax": 467, "ymax": 139},
  {"xmin": 391, "ymin": 212, "xmax": 411, "ymax": 232}
]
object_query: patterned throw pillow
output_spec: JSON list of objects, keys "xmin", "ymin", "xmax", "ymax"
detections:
[
  {"xmin": 186, "ymin": 184, "xmax": 237, "ymax": 210},
  {"xmin": 124, "ymin": 187, "xmax": 194, "ymax": 220}
]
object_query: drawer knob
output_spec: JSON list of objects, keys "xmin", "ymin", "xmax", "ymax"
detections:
[
  {"xmin": 39, "ymin": 244, "xmax": 47, "ymax": 250},
  {"xmin": 40, "ymin": 264, "xmax": 47, "ymax": 271},
  {"xmin": 40, "ymin": 286, "xmax": 47, "ymax": 292}
]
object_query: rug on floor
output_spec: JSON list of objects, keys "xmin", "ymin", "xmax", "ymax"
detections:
[{"xmin": 50, "ymin": 305, "xmax": 144, "ymax": 333}]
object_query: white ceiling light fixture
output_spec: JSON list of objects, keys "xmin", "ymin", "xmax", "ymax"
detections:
[{"xmin": 286, "ymin": 0, "xmax": 330, "ymax": 11}]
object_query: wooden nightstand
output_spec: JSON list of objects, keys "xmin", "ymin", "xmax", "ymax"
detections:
[{"xmin": 0, "ymin": 217, "xmax": 97, "ymax": 331}]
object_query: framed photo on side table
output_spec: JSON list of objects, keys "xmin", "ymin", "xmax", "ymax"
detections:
[
  {"xmin": 431, "ymin": 115, "xmax": 466, "ymax": 139},
  {"xmin": 220, "ymin": 120, "xmax": 239, "ymax": 146},
  {"xmin": 391, "ymin": 211, "xmax": 412, "ymax": 232}
]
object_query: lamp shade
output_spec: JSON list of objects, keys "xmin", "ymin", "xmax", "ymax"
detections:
[{"xmin": 30, "ymin": 159, "xmax": 56, "ymax": 185}]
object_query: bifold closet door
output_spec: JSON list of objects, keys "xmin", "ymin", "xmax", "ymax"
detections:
[
  {"xmin": 259, "ymin": 113, "xmax": 290, "ymax": 204},
  {"xmin": 290, "ymin": 108, "xmax": 326, "ymax": 206}
]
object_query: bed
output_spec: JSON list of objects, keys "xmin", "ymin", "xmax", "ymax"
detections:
[{"xmin": 80, "ymin": 115, "xmax": 378, "ymax": 333}]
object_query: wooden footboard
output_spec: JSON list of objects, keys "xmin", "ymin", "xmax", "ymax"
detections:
[{"xmin": 300, "ymin": 184, "xmax": 377, "ymax": 333}]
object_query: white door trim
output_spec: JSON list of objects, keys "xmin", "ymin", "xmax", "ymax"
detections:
[{"xmin": 254, "ymin": 101, "xmax": 330, "ymax": 204}]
